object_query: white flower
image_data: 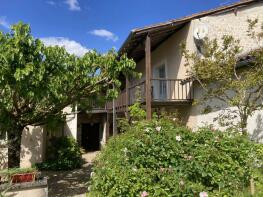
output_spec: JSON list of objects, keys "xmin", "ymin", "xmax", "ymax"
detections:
[
  {"xmin": 145, "ymin": 128, "xmax": 150, "ymax": 132},
  {"xmin": 176, "ymin": 135, "xmax": 182, "ymax": 142},
  {"xmin": 179, "ymin": 180, "xmax": 185, "ymax": 186},
  {"xmin": 123, "ymin": 147, "xmax": 129, "ymax": 157},
  {"xmin": 88, "ymin": 186, "xmax": 91, "ymax": 191},
  {"xmin": 199, "ymin": 191, "xmax": 208, "ymax": 197},
  {"xmin": 156, "ymin": 126, "xmax": 161, "ymax": 132},
  {"xmin": 132, "ymin": 167, "xmax": 137, "ymax": 172},
  {"xmin": 172, "ymin": 118, "xmax": 177, "ymax": 121},
  {"xmin": 123, "ymin": 147, "xmax": 128, "ymax": 153},
  {"xmin": 90, "ymin": 172, "xmax": 95, "ymax": 177}
]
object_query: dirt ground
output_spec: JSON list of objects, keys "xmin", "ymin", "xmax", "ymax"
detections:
[{"xmin": 42, "ymin": 151, "xmax": 99, "ymax": 197}]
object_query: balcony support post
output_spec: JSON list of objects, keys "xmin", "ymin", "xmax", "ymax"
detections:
[
  {"xmin": 112, "ymin": 85, "xmax": 117, "ymax": 136},
  {"xmin": 106, "ymin": 112, "xmax": 110, "ymax": 141},
  {"xmin": 145, "ymin": 35, "xmax": 152, "ymax": 120},
  {"xmin": 125, "ymin": 77, "xmax": 130, "ymax": 120}
]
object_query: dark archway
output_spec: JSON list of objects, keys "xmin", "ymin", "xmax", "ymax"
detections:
[{"xmin": 81, "ymin": 123, "xmax": 100, "ymax": 151}]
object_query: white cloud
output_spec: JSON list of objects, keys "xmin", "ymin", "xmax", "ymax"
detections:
[
  {"xmin": 64, "ymin": 0, "xmax": 81, "ymax": 11},
  {"xmin": 46, "ymin": 1, "xmax": 56, "ymax": 6},
  {"xmin": 0, "ymin": 16, "xmax": 10, "ymax": 29},
  {"xmin": 40, "ymin": 37, "xmax": 90, "ymax": 56},
  {"xmin": 89, "ymin": 29, "xmax": 118, "ymax": 42}
]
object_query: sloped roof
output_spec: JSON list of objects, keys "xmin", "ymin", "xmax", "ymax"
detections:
[{"xmin": 119, "ymin": 0, "xmax": 262, "ymax": 62}]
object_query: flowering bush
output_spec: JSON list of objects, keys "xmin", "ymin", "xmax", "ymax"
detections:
[{"xmin": 88, "ymin": 118, "xmax": 263, "ymax": 196}]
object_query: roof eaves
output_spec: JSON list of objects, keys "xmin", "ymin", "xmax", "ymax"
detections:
[{"xmin": 118, "ymin": 0, "xmax": 261, "ymax": 56}]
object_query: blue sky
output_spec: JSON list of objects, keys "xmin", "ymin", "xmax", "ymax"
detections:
[{"xmin": 0, "ymin": 0, "xmax": 240, "ymax": 55}]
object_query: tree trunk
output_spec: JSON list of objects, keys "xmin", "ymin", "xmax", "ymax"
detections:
[
  {"xmin": 7, "ymin": 125, "xmax": 24, "ymax": 168},
  {"xmin": 240, "ymin": 114, "xmax": 248, "ymax": 136}
]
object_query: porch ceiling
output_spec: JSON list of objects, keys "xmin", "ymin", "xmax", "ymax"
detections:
[{"xmin": 119, "ymin": 24, "xmax": 185, "ymax": 62}]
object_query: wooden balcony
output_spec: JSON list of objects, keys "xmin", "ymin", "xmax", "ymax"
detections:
[{"xmin": 106, "ymin": 78, "xmax": 193, "ymax": 112}]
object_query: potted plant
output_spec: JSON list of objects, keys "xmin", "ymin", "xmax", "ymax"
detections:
[{"xmin": 0, "ymin": 168, "xmax": 37, "ymax": 184}]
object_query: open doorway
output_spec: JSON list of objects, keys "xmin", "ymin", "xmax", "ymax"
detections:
[{"xmin": 81, "ymin": 123, "xmax": 100, "ymax": 151}]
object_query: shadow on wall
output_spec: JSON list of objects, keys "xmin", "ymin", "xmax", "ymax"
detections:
[
  {"xmin": 20, "ymin": 126, "xmax": 46, "ymax": 168},
  {"xmin": 251, "ymin": 114, "xmax": 263, "ymax": 143}
]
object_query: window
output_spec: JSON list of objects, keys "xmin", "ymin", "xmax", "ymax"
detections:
[
  {"xmin": 158, "ymin": 65, "xmax": 167, "ymax": 100},
  {"xmin": 153, "ymin": 63, "xmax": 168, "ymax": 100}
]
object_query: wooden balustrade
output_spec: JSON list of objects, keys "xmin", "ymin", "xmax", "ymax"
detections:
[
  {"xmin": 151, "ymin": 78, "xmax": 193, "ymax": 101},
  {"xmin": 105, "ymin": 78, "xmax": 193, "ymax": 111}
]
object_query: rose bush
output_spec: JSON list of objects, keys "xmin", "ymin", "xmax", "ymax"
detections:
[{"xmin": 88, "ymin": 118, "xmax": 263, "ymax": 196}]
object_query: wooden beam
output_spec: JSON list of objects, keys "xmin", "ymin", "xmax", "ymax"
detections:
[
  {"xmin": 145, "ymin": 35, "xmax": 152, "ymax": 120},
  {"xmin": 106, "ymin": 112, "xmax": 110, "ymax": 141},
  {"xmin": 125, "ymin": 77, "xmax": 130, "ymax": 120}
]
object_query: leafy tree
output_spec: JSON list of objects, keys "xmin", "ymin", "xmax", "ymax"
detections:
[
  {"xmin": 182, "ymin": 19, "xmax": 263, "ymax": 135},
  {"xmin": 0, "ymin": 22, "xmax": 136, "ymax": 168}
]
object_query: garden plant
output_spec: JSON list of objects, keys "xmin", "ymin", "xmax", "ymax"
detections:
[{"xmin": 88, "ymin": 111, "xmax": 263, "ymax": 196}]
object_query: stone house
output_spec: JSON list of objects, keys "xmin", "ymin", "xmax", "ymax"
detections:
[{"xmin": 0, "ymin": 0, "xmax": 262, "ymax": 169}]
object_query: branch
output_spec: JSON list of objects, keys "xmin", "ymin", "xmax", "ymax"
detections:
[{"xmin": 24, "ymin": 76, "xmax": 110, "ymax": 126}]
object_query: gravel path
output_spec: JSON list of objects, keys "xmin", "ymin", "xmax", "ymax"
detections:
[{"xmin": 42, "ymin": 151, "xmax": 99, "ymax": 197}]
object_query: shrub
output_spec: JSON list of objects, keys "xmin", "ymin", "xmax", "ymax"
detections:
[
  {"xmin": 128, "ymin": 102, "xmax": 146, "ymax": 121},
  {"xmin": 88, "ymin": 119, "xmax": 263, "ymax": 196},
  {"xmin": 36, "ymin": 137, "xmax": 82, "ymax": 170}
]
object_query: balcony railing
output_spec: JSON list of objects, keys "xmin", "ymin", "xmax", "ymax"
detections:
[{"xmin": 106, "ymin": 78, "xmax": 193, "ymax": 111}]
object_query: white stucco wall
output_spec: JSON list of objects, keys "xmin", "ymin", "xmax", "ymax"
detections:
[
  {"xmin": 20, "ymin": 126, "xmax": 47, "ymax": 168},
  {"xmin": 134, "ymin": 22, "xmax": 193, "ymax": 82},
  {"xmin": 0, "ymin": 126, "xmax": 47, "ymax": 169},
  {"xmin": 63, "ymin": 106, "xmax": 78, "ymax": 140},
  {"xmin": 131, "ymin": 22, "xmax": 194, "ymax": 102},
  {"xmin": 186, "ymin": 2, "xmax": 263, "ymax": 141},
  {"xmin": 190, "ymin": 85, "xmax": 263, "ymax": 142},
  {"xmin": 0, "ymin": 105, "xmax": 78, "ymax": 169}
]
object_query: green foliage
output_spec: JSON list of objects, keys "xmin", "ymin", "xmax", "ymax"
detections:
[
  {"xmin": 88, "ymin": 119, "xmax": 263, "ymax": 196},
  {"xmin": 36, "ymin": 137, "xmax": 82, "ymax": 170},
  {"xmin": 0, "ymin": 22, "xmax": 136, "ymax": 167},
  {"xmin": 117, "ymin": 102, "xmax": 146, "ymax": 133},
  {"xmin": 182, "ymin": 19, "xmax": 263, "ymax": 135},
  {"xmin": 0, "ymin": 22, "xmax": 136, "ymax": 128},
  {"xmin": 128, "ymin": 102, "xmax": 146, "ymax": 121}
]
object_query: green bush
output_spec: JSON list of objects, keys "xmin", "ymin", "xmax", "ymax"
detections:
[
  {"xmin": 36, "ymin": 137, "xmax": 82, "ymax": 170},
  {"xmin": 88, "ymin": 119, "xmax": 263, "ymax": 196}
]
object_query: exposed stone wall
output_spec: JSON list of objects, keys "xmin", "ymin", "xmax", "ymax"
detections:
[
  {"xmin": 186, "ymin": 2, "xmax": 263, "ymax": 142},
  {"xmin": 192, "ymin": 2, "xmax": 263, "ymax": 55}
]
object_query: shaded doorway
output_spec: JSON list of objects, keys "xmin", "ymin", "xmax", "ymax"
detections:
[{"xmin": 81, "ymin": 123, "xmax": 100, "ymax": 151}]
